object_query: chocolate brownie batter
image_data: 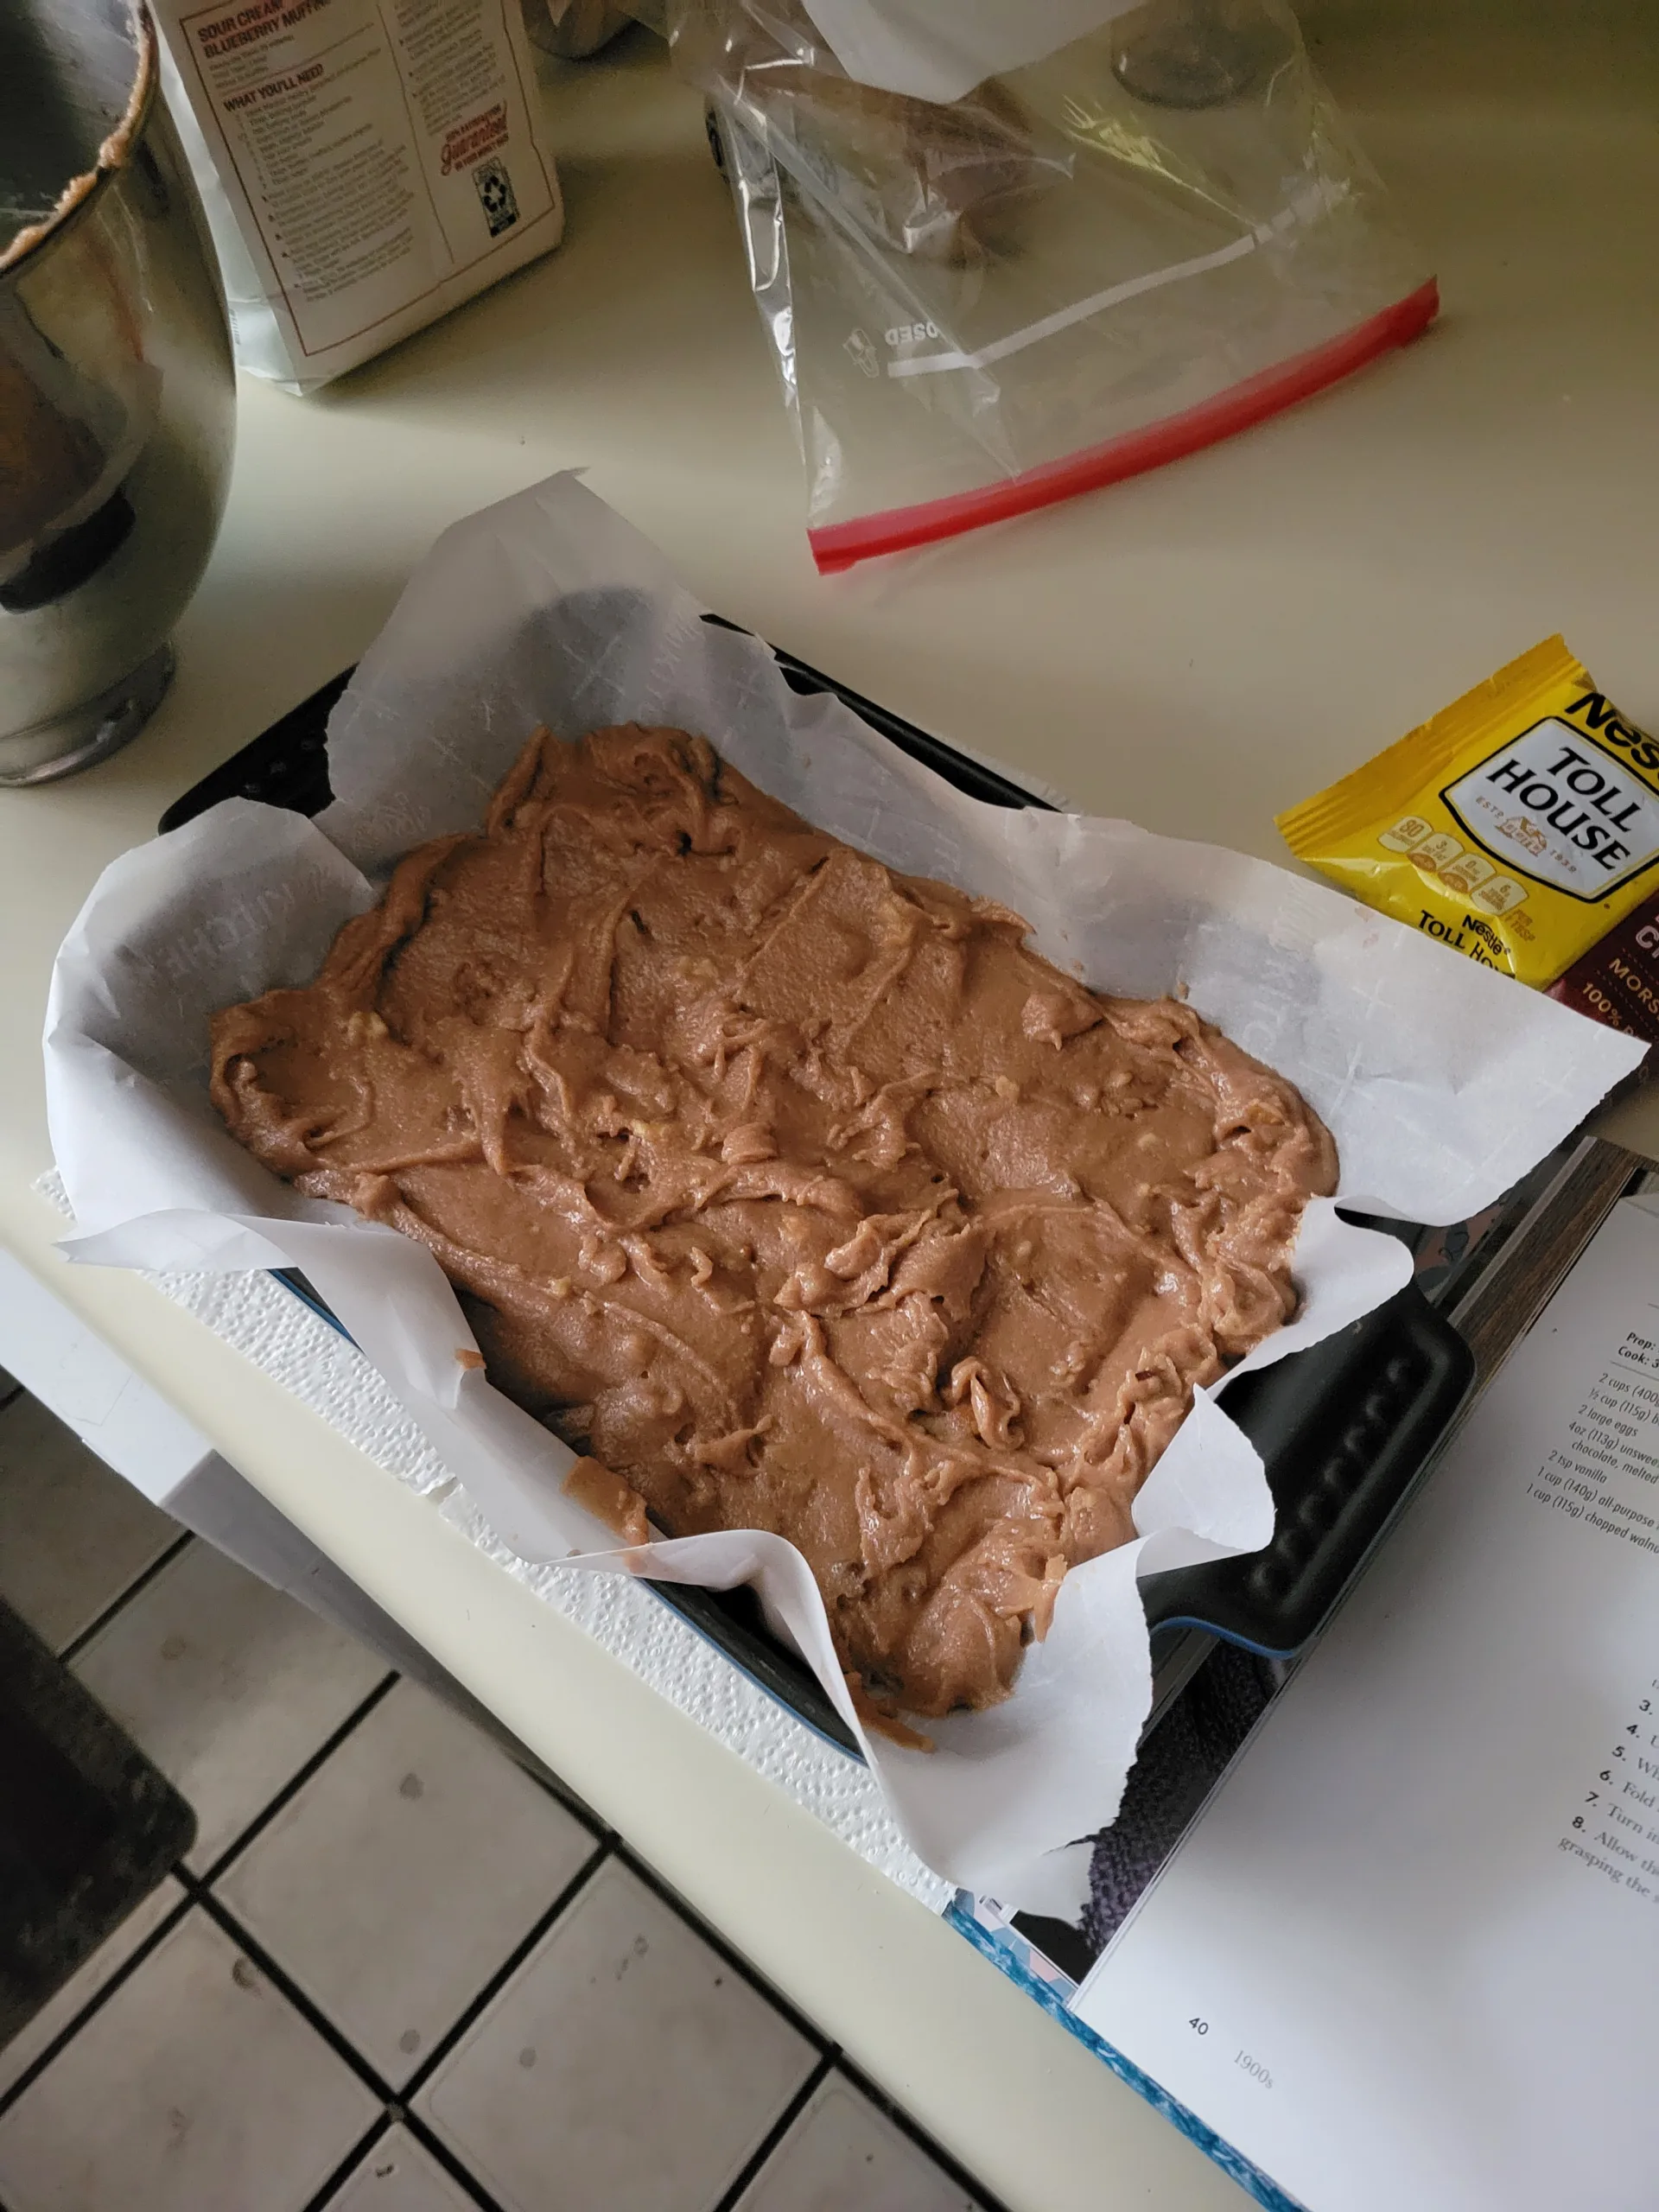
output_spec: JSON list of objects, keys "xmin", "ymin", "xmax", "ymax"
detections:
[{"xmin": 212, "ymin": 727, "xmax": 1337, "ymax": 1719}]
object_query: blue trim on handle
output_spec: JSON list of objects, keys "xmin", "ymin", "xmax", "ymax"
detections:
[{"xmin": 1154, "ymin": 1615, "xmax": 1300, "ymax": 1662}]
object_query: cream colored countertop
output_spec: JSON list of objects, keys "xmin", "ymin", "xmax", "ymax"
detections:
[{"xmin": 3, "ymin": 12, "xmax": 1656, "ymax": 2207}]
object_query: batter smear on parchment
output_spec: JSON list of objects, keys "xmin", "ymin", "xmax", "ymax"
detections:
[{"xmin": 212, "ymin": 727, "xmax": 1337, "ymax": 1721}]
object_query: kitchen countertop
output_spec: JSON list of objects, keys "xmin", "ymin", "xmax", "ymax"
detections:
[{"xmin": 3, "ymin": 10, "xmax": 1656, "ymax": 2207}]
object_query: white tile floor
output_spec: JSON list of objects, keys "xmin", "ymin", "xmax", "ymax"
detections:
[{"xmin": 0, "ymin": 1391, "xmax": 995, "ymax": 2212}]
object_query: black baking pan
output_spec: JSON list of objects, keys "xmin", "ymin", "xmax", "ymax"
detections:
[
  {"xmin": 168, "ymin": 650, "xmax": 1474, "ymax": 1758},
  {"xmin": 269, "ymin": 1263, "xmax": 862, "ymax": 1755},
  {"xmin": 1141, "ymin": 1283, "xmax": 1472, "ymax": 1655}
]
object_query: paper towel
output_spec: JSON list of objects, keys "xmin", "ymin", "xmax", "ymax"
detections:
[{"xmin": 35, "ymin": 1170, "xmax": 949, "ymax": 1905}]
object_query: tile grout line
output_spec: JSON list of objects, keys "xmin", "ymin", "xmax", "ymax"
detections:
[
  {"xmin": 293, "ymin": 2104, "xmax": 514, "ymax": 2212},
  {"xmin": 0, "ymin": 1863, "xmax": 535, "ymax": 2212},
  {"xmin": 597, "ymin": 1846, "xmax": 1004, "ymax": 2209},
  {"xmin": 192, "ymin": 1847, "xmax": 611, "ymax": 2212},
  {"xmin": 295, "ymin": 2108, "xmax": 395, "ymax": 2212},
  {"xmin": 291, "ymin": 2090, "xmax": 512, "ymax": 2212},
  {"xmin": 388, "ymin": 2108, "xmax": 512, "ymax": 2212},
  {"xmin": 612, "ymin": 1840, "xmax": 834, "ymax": 2059},
  {"xmin": 211, "ymin": 1816, "xmax": 963, "ymax": 2212},
  {"xmin": 405, "ymin": 1759, "xmax": 990, "ymax": 2200},
  {"xmin": 0, "ymin": 1882, "xmax": 196, "ymax": 2123},
  {"xmin": 518, "ymin": 1755, "xmax": 615, "ymax": 1840},
  {"xmin": 194, "ymin": 1669, "xmax": 401, "ymax": 1886},
  {"xmin": 188, "ymin": 1886, "xmax": 403, "ymax": 2104},
  {"xmin": 3, "ymin": 1384, "xmax": 985, "ymax": 2203},
  {"xmin": 176, "ymin": 1838, "xmax": 615, "ymax": 2117},
  {"xmin": 518, "ymin": 1789, "xmax": 1002, "ymax": 2206},
  {"xmin": 0, "ymin": 1666, "xmax": 398, "ymax": 2123},
  {"xmin": 11, "ymin": 1559, "xmax": 994, "ymax": 2212},
  {"xmin": 835, "ymin": 2050, "xmax": 1012, "ymax": 2212},
  {"xmin": 0, "ymin": 1830, "xmax": 999, "ymax": 2212},
  {"xmin": 54, "ymin": 1527, "xmax": 194, "ymax": 1664},
  {"xmin": 394, "ymin": 1840, "xmax": 614, "ymax": 2103},
  {"xmin": 1, "ymin": 1807, "xmax": 611, "ymax": 2188},
  {"xmin": 709, "ymin": 2052, "xmax": 836, "ymax": 2212}
]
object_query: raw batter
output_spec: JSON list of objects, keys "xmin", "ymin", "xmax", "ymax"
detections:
[{"xmin": 212, "ymin": 726, "xmax": 1337, "ymax": 1719}]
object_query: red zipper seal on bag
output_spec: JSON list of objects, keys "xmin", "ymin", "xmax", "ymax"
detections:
[{"xmin": 807, "ymin": 277, "xmax": 1440, "ymax": 575}]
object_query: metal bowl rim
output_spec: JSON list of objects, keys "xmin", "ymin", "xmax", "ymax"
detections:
[{"xmin": 1, "ymin": 8, "xmax": 160, "ymax": 287}]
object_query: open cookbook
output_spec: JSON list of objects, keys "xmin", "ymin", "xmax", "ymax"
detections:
[{"xmin": 954, "ymin": 1170, "xmax": 1659, "ymax": 2212}]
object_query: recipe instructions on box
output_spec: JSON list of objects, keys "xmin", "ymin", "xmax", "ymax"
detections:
[{"xmin": 175, "ymin": 0, "xmax": 554, "ymax": 357}]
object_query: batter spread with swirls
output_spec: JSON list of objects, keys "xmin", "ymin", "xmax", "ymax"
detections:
[{"xmin": 212, "ymin": 727, "xmax": 1337, "ymax": 1721}]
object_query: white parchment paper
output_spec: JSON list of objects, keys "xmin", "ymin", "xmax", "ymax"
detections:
[
  {"xmin": 798, "ymin": 0, "xmax": 1143, "ymax": 104},
  {"xmin": 43, "ymin": 474, "xmax": 1643, "ymax": 1912}
]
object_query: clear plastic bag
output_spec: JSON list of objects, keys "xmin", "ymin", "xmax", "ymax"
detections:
[{"xmin": 674, "ymin": 0, "xmax": 1437, "ymax": 569}]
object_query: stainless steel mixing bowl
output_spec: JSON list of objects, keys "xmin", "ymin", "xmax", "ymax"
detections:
[{"xmin": 1, "ymin": 1, "xmax": 236, "ymax": 785}]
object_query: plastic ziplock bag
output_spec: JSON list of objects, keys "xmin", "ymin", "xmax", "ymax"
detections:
[{"xmin": 676, "ymin": 0, "xmax": 1437, "ymax": 569}]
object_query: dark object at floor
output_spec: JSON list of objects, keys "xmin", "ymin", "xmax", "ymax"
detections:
[{"xmin": 0, "ymin": 1597, "xmax": 195, "ymax": 2046}]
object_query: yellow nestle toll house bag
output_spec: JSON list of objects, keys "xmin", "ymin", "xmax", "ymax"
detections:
[{"xmin": 1278, "ymin": 638, "xmax": 1659, "ymax": 987}]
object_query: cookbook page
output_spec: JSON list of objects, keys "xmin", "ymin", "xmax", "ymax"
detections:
[{"xmin": 1074, "ymin": 1195, "xmax": 1659, "ymax": 2212}]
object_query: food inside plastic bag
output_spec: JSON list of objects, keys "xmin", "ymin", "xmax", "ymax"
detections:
[{"xmin": 676, "ymin": 0, "xmax": 1437, "ymax": 569}]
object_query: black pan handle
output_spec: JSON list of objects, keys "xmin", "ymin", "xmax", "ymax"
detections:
[{"xmin": 1141, "ymin": 1283, "xmax": 1474, "ymax": 1656}]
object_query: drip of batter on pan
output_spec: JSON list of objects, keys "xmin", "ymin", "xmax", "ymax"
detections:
[{"xmin": 211, "ymin": 726, "xmax": 1338, "ymax": 1722}]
